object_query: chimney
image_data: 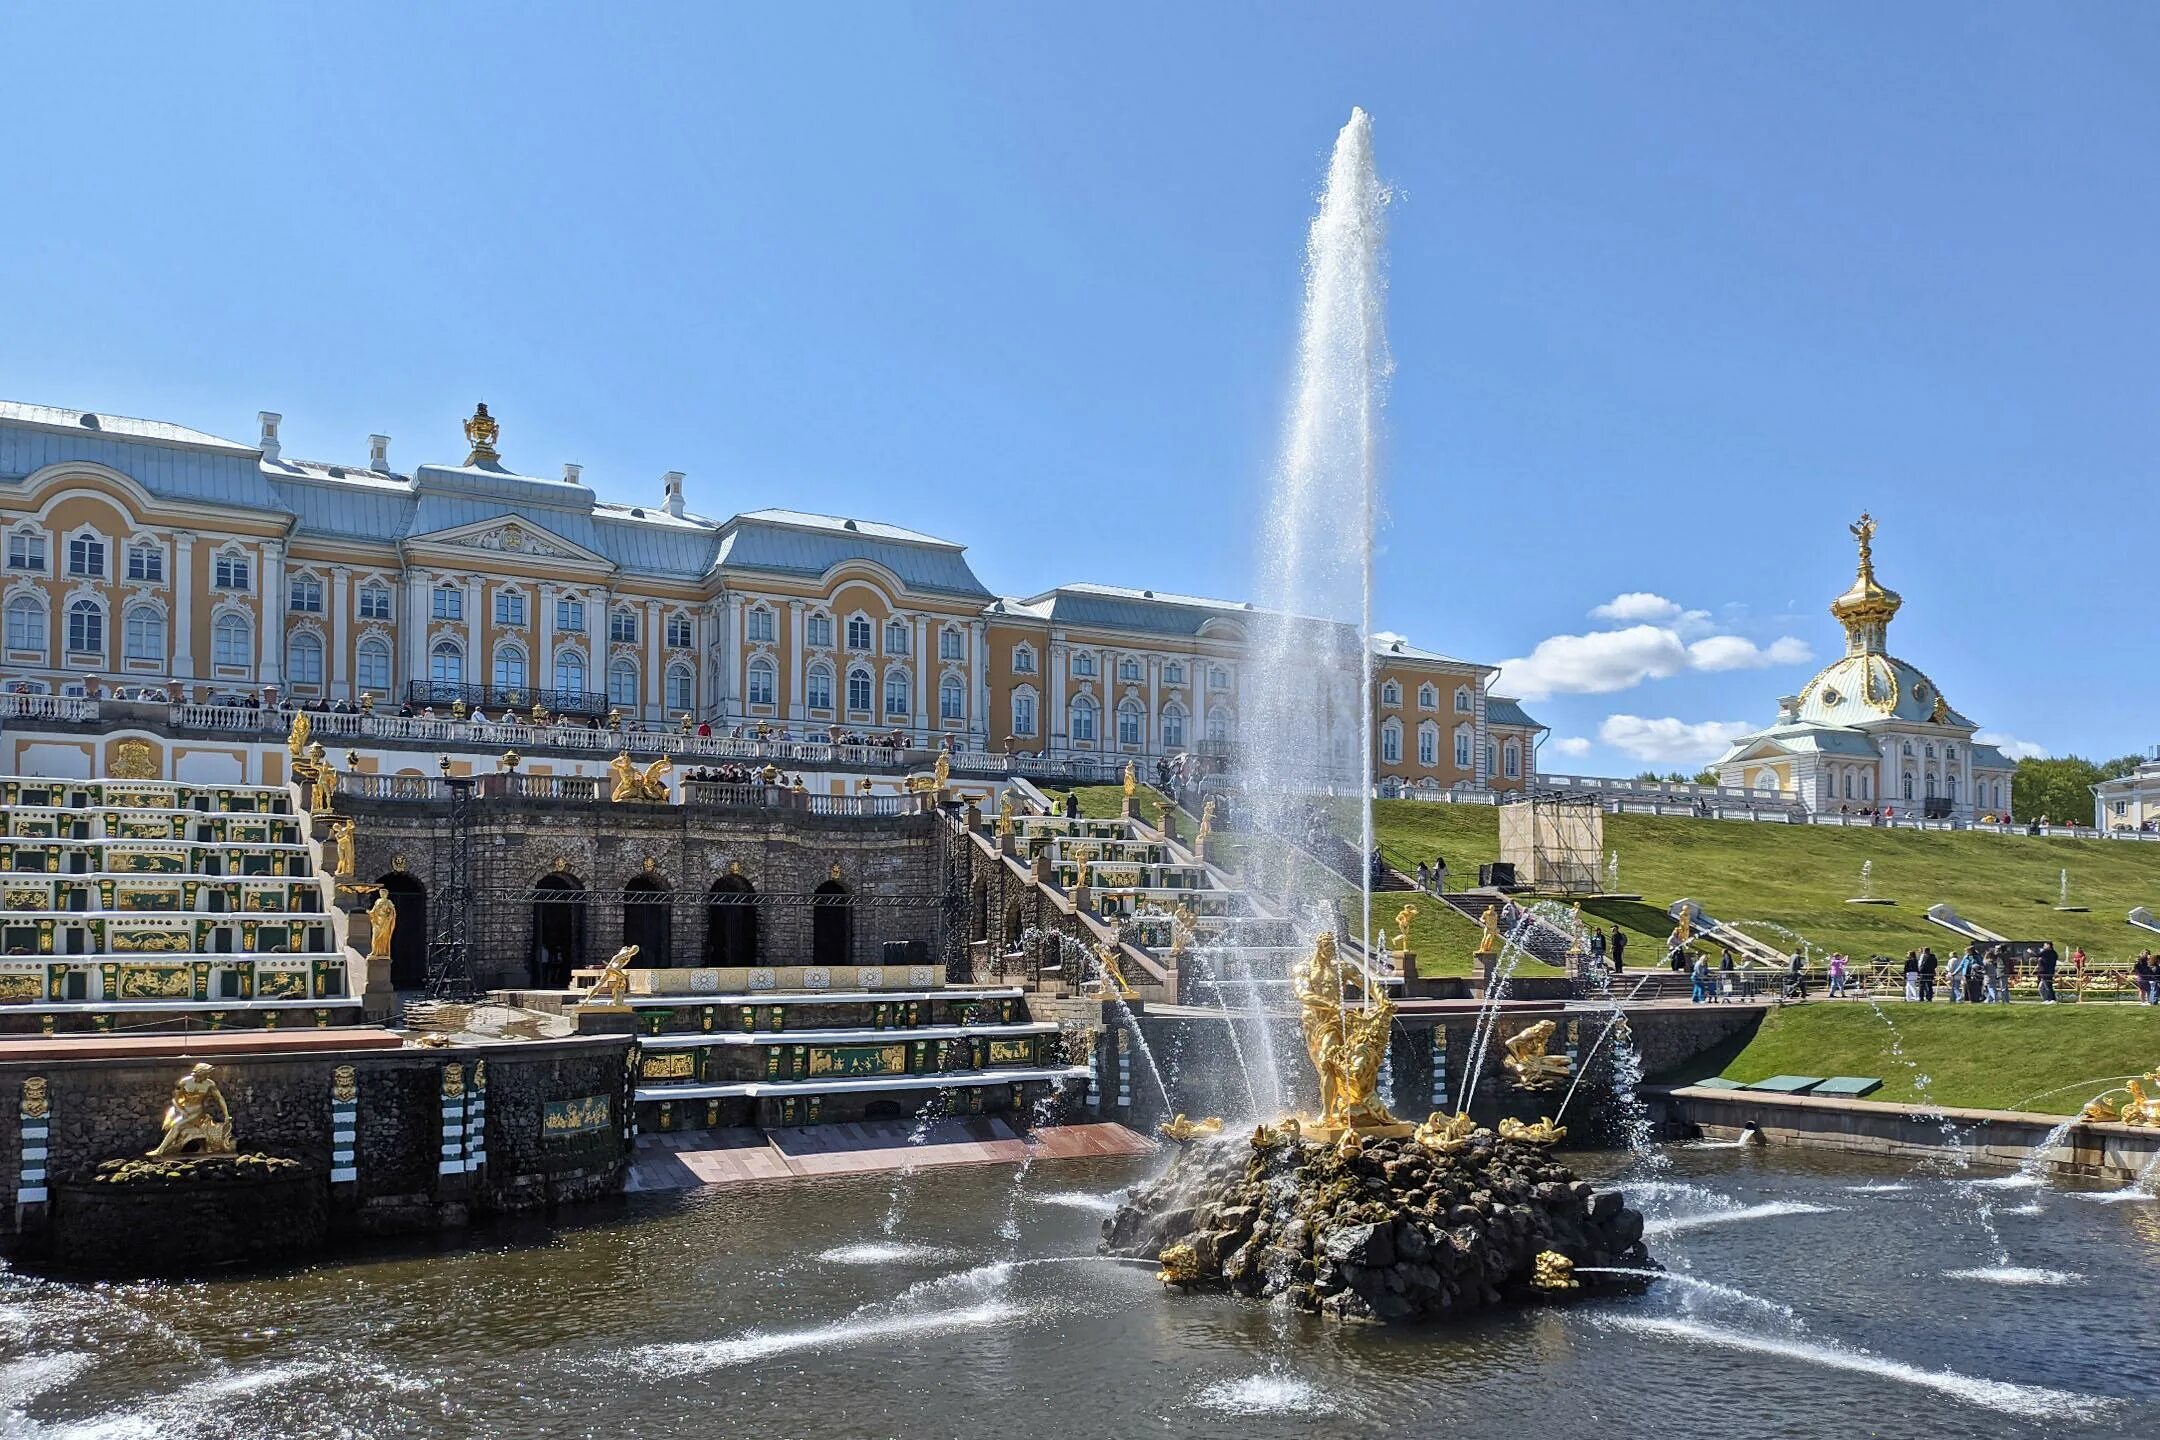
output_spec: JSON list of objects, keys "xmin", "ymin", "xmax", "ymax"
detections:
[
  {"xmin": 1775, "ymin": 694, "xmax": 1800, "ymax": 724},
  {"xmin": 368, "ymin": 434, "xmax": 390, "ymax": 472},
  {"xmin": 563, "ymin": 463, "xmax": 583, "ymax": 485},
  {"xmin": 257, "ymin": 412, "xmax": 282, "ymax": 462},
  {"xmin": 662, "ymin": 471, "xmax": 686, "ymax": 518}
]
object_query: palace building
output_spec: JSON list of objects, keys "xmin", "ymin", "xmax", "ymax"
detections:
[
  {"xmin": 0, "ymin": 398, "xmax": 1539, "ymax": 793},
  {"xmin": 1713, "ymin": 515, "xmax": 2014, "ymax": 819}
]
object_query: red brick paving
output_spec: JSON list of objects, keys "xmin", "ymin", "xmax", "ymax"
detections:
[{"xmin": 626, "ymin": 1119, "xmax": 1155, "ymax": 1191}]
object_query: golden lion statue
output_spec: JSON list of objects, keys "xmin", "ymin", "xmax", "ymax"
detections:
[
  {"xmin": 608, "ymin": 752, "xmax": 672, "ymax": 803},
  {"xmin": 1502, "ymin": 1019, "xmax": 1575, "ymax": 1091}
]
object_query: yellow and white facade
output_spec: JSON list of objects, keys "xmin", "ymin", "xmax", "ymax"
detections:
[{"xmin": 0, "ymin": 398, "xmax": 1537, "ymax": 791}]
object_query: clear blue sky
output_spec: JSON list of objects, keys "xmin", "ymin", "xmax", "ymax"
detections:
[{"xmin": 5, "ymin": 4, "xmax": 2155, "ymax": 772}]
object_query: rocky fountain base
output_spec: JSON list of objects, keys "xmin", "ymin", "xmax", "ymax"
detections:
[
  {"xmin": 47, "ymin": 1153, "xmax": 326, "ymax": 1275},
  {"xmin": 1104, "ymin": 1122, "xmax": 1650, "ymax": 1322}
]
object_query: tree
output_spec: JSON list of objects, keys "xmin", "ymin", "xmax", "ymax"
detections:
[{"xmin": 2011, "ymin": 756, "xmax": 2106, "ymax": 825}]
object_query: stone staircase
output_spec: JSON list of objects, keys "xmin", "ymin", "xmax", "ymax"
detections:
[{"xmin": 1432, "ymin": 891, "xmax": 1574, "ymax": 969}]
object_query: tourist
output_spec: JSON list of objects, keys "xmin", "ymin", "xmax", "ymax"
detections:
[
  {"xmin": 1589, "ymin": 926, "xmax": 1607, "ymax": 967},
  {"xmin": 1945, "ymin": 948, "xmax": 1965, "ymax": 1003},
  {"xmin": 1963, "ymin": 944, "xmax": 1986, "ymax": 1004},
  {"xmin": 1415, "ymin": 860, "xmax": 1429, "ymax": 891},
  {"xmin": 1787, "ymin": 949, "xmax": 1807, "ymax": 999},
  {"xmin": 1690, "ymin": 952, "xmax": 1710, "ymax": 1005},
  {"xmin": 1431, "ymin": 852, "xmax": 1447, "ymax": 894},
  {"xmin": 2139, "ymin": 952, "xmax": 2157, "ymax": 1005},
  {"xmin": 1918, "ymin": 946, "xmax": 1938, "ymax": 1003},
  {"xmin": 1610, "ymin": 927, "xmax": 1627, "ymax": 971},
  {"xmin": 2037, "ymin": 941, "xmax": 2059, "ymax": 1004},
  {"xmin": 1901, "ymin": 950, "xmax": 1920, "ymax": 1002},
  {"xmin": 1718, "ymin": 947, "xmax": 1736, "ymax": 1002},
  {"xmin": 1828, "ymin": 951, "xmax": 1849, "ymax": 997},
  {"xmin": 1983, "ymin": 949, "xmax": 2006, "ymax": 1004}
]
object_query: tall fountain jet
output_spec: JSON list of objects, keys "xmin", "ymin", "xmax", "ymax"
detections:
[{"xmin": 1237, "ymin": 106, "xmax": 1393, "ymax": 1111}]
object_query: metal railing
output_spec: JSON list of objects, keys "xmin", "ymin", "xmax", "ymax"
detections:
[{"xmin": 403, "ymin": 680, "xmax": 610, "ymax": 716}]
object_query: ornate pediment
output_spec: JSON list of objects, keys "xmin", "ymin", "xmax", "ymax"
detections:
[{"xmin": 404, "ymin": 517, "xmax": 613, "ymax": 571}]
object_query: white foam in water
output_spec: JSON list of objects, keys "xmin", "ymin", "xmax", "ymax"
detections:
[
  {"xmin": 816, "ymin": 1242, "xmax": 956, "ymax": 1265},
  {"xmin": 1617, "ymin": 1181, "xmax": 1738, "ymax": 1211},
  {"xmin": 1027, "ymin": 1191, "xmax": 1120, "ymax": 1215},
  {"xmin": 619, "ymin": 1300, "xmax": 1020, "ymax": 1377},
  {"xmin": 1642, "ymin": 1201, "xmax": 1834, "ymax": 1238},
  {"xmin": 1943, "ymin": 1266, "xmax": 2083, "ymax": 1287},
  {"xmin": 1968, "ymin": 1173, "xmax": 2043, "ymax": 1190},
  {"xmin": 1846, "ymin": 1182, "xmax": 1910, "ymax": 1194},
  {"xmin": 1194, "ymin": 1372, "xmax": 1334, "ymax": 1417},
  {"xmin": 1998, "ymin": 1201, "xmax": 2043, "ymax": 1218},
  {"xmin": 2072, "ymin": 1186, "xmax": 2158, "ymax": 1205},
  {"xmin": 0, "ymin": 1353, "xmax": 94, "ymax": 1410},
  {"xmin": 1599, "ymin": 1315, "xmax": 2114, "ymax": 1421}
]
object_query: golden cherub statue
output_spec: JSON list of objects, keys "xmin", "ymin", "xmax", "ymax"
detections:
[
  {"xmin": 587, "ymin": 944, "xmax": 638, "ymax": 1004},
  {"xmin": 147, "ymin": 1063, "xmax": 235, "ymax": 1158},
  {"xmin": 1293, "ymin": 932, "xmax": 1397, "ymax": 1131},
  {"xmin": 1157, "ymin": 1113, "xmax": 1224, "ymax": 1144},
  {"xmin": 286, "ymin": 708, "xmax": 311, "ymax": 758},
  {"xmin": 1475, "ymin": 903, "xmax": 1503, "ymax": 957},
  {"xmin": 1413, "ymin": 1110, "xmax": 1481, "ymax": 1155},
  {"xmin": 1502, "ymin": 1019, "xmax": 1574, "ymax": 1090},
  {"xmin": 608, "ymin": 752, "xmax": 672, "ymax": 802},
  {"xmin": 366, "ymin": 888, "xmax": 397, "ymax": 964},
  {"xmin": 329, "ymin": 817, "xmax": 357, "ymax": 878},
  {"xmin": 1497, "ymin": 1115, "xmax": 1567, "ymax": 1145},
  {"xmin": 1088, "ymin": 940, "xmax": 1137, "ymax": 1000}
]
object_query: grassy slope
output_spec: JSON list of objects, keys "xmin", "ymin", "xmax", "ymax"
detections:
[
  {"xmin": 1367, "ymin": 801, "xmax": 2160, "ymax": 965},
  {"xmin": 1668, "ymin": 1003, "xmax": 2160, "ymax": 1115}
]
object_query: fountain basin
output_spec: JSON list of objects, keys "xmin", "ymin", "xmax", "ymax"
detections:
[
  {"xmin": 45, "ymin": 1153, "xmax": 326, "ymax": 1275},
  {"xmin": 1103, "ymin": 1128, "xmax": 1649, "ymax": 1322}
]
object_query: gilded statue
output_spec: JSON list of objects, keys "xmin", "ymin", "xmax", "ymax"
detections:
[
  {"xmin": 1671, "ymin": 907, "xmax": 1694, "ymax": 948},
  {"xmin": 1198, "ymin": 798, "xmax": 1216, "ymax": 839},
  {"xmin": 1168, "ymin": 901, "xmax": 1197, "ymax": 958},
  {"xmin": 1158, "ymin": 1114, "xmax": 1224, "ymax": 1144},
  {"xmin": 287, "ymin": 709, "xmax": 310, "ymax": 758},
  {"xmin": 2081, "ymin": 1095, "xmax": 2120, "ymax": 1123},
  {"xmin": 905, "ymin": 754, "xmax": 951, "ymax": 795},
  {"xmin": 1089, "ymin": 940, "xmax": 1137, "ymax": 1001},
  {"xmin": 934, "ymin": 751, "xmax": 949, "ymax": 792},
  {"xmin": 463, "ymin": 401, "xmax": 501, "ymax": 465},
  {"xmin": 366, "ymin": 888, "xmax": 397, "ymax": 964},
  {"xmin": 1412, "ymin": 1110, "xmax": 1481, "ymax": 1155},
  {"xmin": 329, "ymin": 818, "xmax": 356, "ymax": 878},
  {"xmin": 311, "ymin": 752, "xmax": 338, "ymax": 813},
  {"xmin": 608, "ymin": 752, "xmax": 672, "ymax": 802},
  {"xmin": 1122, "ymin": 761, "xmax": 1137, "ymax": 804},
  {"xmin": 996, "ymin": 791, "xmax": 1015, "ymax": 838},
  {"xmin": 1293, "ymin": 932, "xmax": 1397, "ymax": 1131},
  {"xmin": 1566, "ymin": 902, "xmax": 1585, "ymax": 955},
  {"xmin": 587, "ymin": 944, "xmax": 638, "ymax": 1004},
  {"xmin": 1252, "ymin": 1115, "xmax": 1303, "ymax": 1151},
  {"xmin": 1475, "ymin": 904, "xmax": 1503, "ymax": 957},
  {"xmin": 147, "ymin": 1063, "xmax": 236, "ymax": 1158},
  {"xmin": 1501, "ymin": 1019, "xmax": 1574, "ymax": 1090},
  {"xmin": 1496, "ymin": 1115, "xmax": 1566, "ymax": 1145},
  {"xmin": 1157, "ymin": 1241, "xmax": 1201, "ymax": 1286},
  {"xmin": 1531, "ymin": 1251, "xmax": 1579, "ymax": 1291},
  {"xmin": 1393, "ymin": 903, "xmax": 1419, "ymax": 952}
]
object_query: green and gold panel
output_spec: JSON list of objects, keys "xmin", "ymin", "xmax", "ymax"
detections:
[
  {"xmin": 4, "ymin": 881, "xmax": 56, "ymax": 910},
  {"xmin": 114, "ymin": 963, "xmax": 195, "ymax": 1001},
  {"xmin": 108, "ymin": 925, "xmax": 190, "ymax": 954},
  {"xmin": 640, "ymin": 1051, "xmax": 698, "ymax": 1081},
  {"xmin": 807, "ymin": 1043, "xmax": 908, "ymax": 1079},
  {"xmin": 255, "ymin": 968, "xmax": 308, "ymax": 1000},
  {"xmin": 106, "ymin": 813, "xmax": 183, "ymax": 840},
  {"xmin": 0, "ymin": 971, "xmax": 43, "ymax": 1005},
  {"xmin": 988, "ymin": 1038, "xmax": 1038, "ymax": 1066},
  {"xmin": 111, "ymin": 881, "xmax": 186, "ymax": 912},
  {"xmin": 111, "ymin": 849, "xmax": 187, "ymax": 874},
  {"xmin": 312, "ymin": 958, "xmax": 347, "ymax": 998},
  {"xmin": 543, "ymin": 1094, "xmax": 612, "ymax": 1137}
]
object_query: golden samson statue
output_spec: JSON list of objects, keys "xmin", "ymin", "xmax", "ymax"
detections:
[{"xmin": 1292, "ymin": 932, "xmax": 1398, "ymax": 1133}]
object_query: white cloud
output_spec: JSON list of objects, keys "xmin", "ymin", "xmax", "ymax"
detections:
[
  {"xmin": 1494, "ymin": 625, "xmax": 1692, "ymax": 702},
  {"xmin": 1590, "ymin": 592, "xmax": 1684, "ymax": 625},
  {"xmin": 1598, "ymin": 715, "xmax": 1756, "ymax": 766},
  {"xmin": 1548, "ymin": 736, "xmax": 1593, "ymax": 759},
  {"xmin": 1685, "ymin": 634, "xmax": 1815, "ymax": 672},
  {"xmin": 1974, "ymin": 730, "xmax": 2050, "ymax": 762}
]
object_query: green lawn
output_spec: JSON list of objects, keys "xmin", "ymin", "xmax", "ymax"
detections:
[
  {"xmin": 1663, "ymin": 1003, "xmax": 2160, "ymax": 1115},
  {"xmin": 1366, "ymin": 801, "xmax": 2160, "ymax": 968}
]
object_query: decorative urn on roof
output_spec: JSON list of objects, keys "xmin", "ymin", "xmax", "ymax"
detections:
[{"xmin": 463, "ymin": 403, "xmax": 501, "ymax": 466}]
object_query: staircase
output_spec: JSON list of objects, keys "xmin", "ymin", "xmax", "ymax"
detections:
[{"xmin": 1432, "ymin": 892, "xmax": 1574, "ymax": 969}]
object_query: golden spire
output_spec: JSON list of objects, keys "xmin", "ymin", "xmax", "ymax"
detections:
[
  {"xmin": 463, "ymin": 403, "xmax": 501, "ymax": 466},
  {"xmin": 1829, "ymin": 511, "xmax": 1900, "ymax": 655}
]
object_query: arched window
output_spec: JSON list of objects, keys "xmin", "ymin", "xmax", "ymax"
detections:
[
  {"xmin": 747, "ymin": 659, "xmax": 775, "ymax": 707},
  {"xmin": 609, "ymin": 608, "xmax": 638, "ymax": 644},
  {"xmin": 1453, "ymin": 725, "xmax": 1472, "ymax": 770},
  {"xmin": 607, "ymin": 658, "xmax": 639, "ymax": 707},
  {"xmin": 431, "ymin": 584, "xmax": 463, "ymax": 621},
  {"xmin": 1418, "ymin": 683, "xmax": 1437, "ymax": 711},
  {"xmin": 1069, "ymin": 696, "xmax": 1097, "ymax": 743},
  {"xmin": 1074, "ymin": 651, "xmax": 1095, "ymax": 677},
  {"xmin": 805, "ymin": 611, "xmax": 832, "ymax": 648},
  {"xmin": 1861, "ymin": 772, "xmax": 1873, "ymax": 801},
  {"xmin": 1208, "ymin": 666, "xmax": 1229, "ymax": 691},
  {"xmin": 940, "ymin": 674, "xmax": 965, "ymax": 722},
  {"xmin": 1118, "ymin": 656, "xmax": 1140, "ymax": 682},
  {"xmin": 66, "ymin": 598, "xmax": 103, "ymax": 655},
  {"xmin": 4, "ymin": 595, "xmax": 45, "ymax": 653},
  {"xmin": 287, "ymin": 631, "xmax": 324, "ymax": 686},
  {"xmin": 1454, "ymin": 686, "xmax": 1473, "ymax": 714},
  {"xmin": 1485, "ymin": 741, "xmax": 1496, "ymax": 776},
  {"xmin": 1504, "ymin": 741, "xmax": 1521, "ymax": 779},
  {"xmin": 1012, "ymin": 644, "xmax": 1036, "ymax": 675},
  {"xmin": 884, "ymin": 670, "xmax": 910, "ymax": 716},
  {"xmin": 1205, "ymin": 707, "xmax": 1231, "ymax": 742},
  {"xmin": 847, "ymin": 666, "xmax": 873, "ymax": 713},
  {"xmin": 1012, "ymin": 688, "xmax": 1037, "ymax": 737},
  {"xmin": 493, "ymin": 645, "xmax": 527, "ymax": 692},
  {"xmin": 431, "ymin": 640, "xmax": 464, "ymax": 686},
  {"xmin": 214, "ymin": 613, "xmax": 251, "ymax": 669},
  {"xmin": 807, "ymin": 664, "xmax": 834, "ymax": 711},
  {"xmin": 358, "ymin": 637, "xmax": 392, "ymax": 694},
  {"xmin": 846, "ymin": 614, "xmax": 872, "ymax": 651},
  {"xmin": 1381, "ymin": 680, "xmax": 1401, "ymax": 707},
  {"xmin": 745, "ymin": 606, "xmax": 775, "ymax": 643},
  {"xmin": 123, "ymin": 605, "xmax": 164, "ymax": 663},
  {"xmin": 1163, "ymin": 661, "xmax": 1184, "ymax": 685},
  {"xmin": 941, "ymin": 627, "xmax": 965, "ymax": 662},
  {"xmin": 1161, "ymin": 704, "xmax": 1186, "ymax": 749},
  {"xmin": 884, "ymin": 620, "xmax": 909, "ymax": 654},
  {"xmin": 666, "ymin": 663, "xmax": 694, "ymax": 714},
  {"xmin": 1380, "ymin": 719, "xmax": 1402, "ymax": 765},
  {"xmin": 1118, "ymin": 700, "xmax": 1143, "ymax": 746},
  {"xmin": 1418, "ymin": 721, "xmax": 1438, "ymax": 767},
  {"xmin": 1902, "ymin": 772, "xmax": 1915, "ymax": 802},
  {"xmin": 554, "ymin": 650, "xmax": 586, "ymax": 695}
]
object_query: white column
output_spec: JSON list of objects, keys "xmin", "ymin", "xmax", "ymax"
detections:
[
  {"xmin": 913, "ymin": 616, "xmax": 928, "ymax": 742},
  {"xmin": 330, "ymin": 567, "xmax": 351, "ymax": 697},
  {"xmin": 722, "ymin": 595, "xmax": 743, "ymax": 720},
  {"xmin": 1146, "ymin": 655, "xmax": 1159, "ymax": 757},
  {"xmin": 465, "ymin": 576, "xmax": 482, "ymax": 694},
  {"xmin": 258, "ymin": 540, "xmax": 285, "ymax": 688},
  {"xmin": 537, "ymin": 584, "xmax": 556, "ymax": 700},
  {"xmin": 787, "ymin": 600, "xmax": 806, "ymax": 721},
  {"xmin": 171, "ymin": 533, "xmax": 196, "ymax": 677},
  {"xmin": 969, "ymin": 620, "xmax": 988, "ymax": 745},
  {"xmin": 1049, "ymin": 641, "xmax": 1068, "ymax": 753},
  {"xmin": 643, "ymin": 600, "xmax": 662, "ymax": 720}
]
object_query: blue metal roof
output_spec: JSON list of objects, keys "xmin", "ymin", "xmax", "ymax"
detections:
[
  {"xmin": 713, "ymin": 514, "xmax": 990, "ymax": 597},
  {"xmin": 0, "ymin": 404, "xmax": 286, "ymax": 512},
  {"xmin": 1484, "ymin": 697, "xmax": 1546, "ymax": 731}
]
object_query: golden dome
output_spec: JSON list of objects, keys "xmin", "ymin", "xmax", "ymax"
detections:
[{"xmin": 1829, "ymin": 512, "xmax": 1901, "ymax": 650}]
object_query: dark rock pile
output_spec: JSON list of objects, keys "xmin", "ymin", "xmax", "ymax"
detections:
[
  {"xmin": 1103, "ymin": 1128, "xmax": 1649, "ymax": 1322},
  {"xmin": 90, "ymin": 1153, "xmax": 303, "ymax": 1188}
]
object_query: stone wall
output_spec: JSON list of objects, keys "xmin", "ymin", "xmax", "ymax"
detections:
[
  {"xmin": 0, "ymin": 1036, "xmax": 635, "ymax": 1255},
  {"xmin": 336, "ymin": 794, "xmax": 949, "ymax": 990}
]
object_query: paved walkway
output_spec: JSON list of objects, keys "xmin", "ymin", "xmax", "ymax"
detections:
[
  {"xmin": 0, "ymin": 1027, "xmax": 405, "ymax": 1062},
  {"xmin": 625, "ymin": 1118, "xmax": 1154, "ymax": 1191}
]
